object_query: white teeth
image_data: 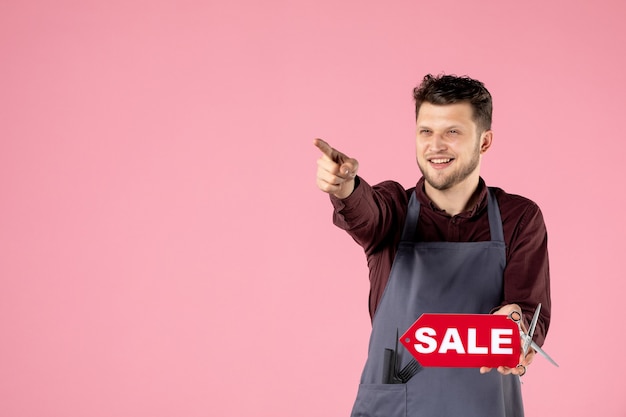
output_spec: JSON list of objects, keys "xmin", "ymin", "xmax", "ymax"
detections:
[{"xmin": 430, "ymin": 158, "xmax": 451, "ymax": 164}]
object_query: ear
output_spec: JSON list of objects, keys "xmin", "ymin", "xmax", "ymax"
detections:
[{"xmin": 479, "ymin": 130, "xmax": 493, "ymax": 154}]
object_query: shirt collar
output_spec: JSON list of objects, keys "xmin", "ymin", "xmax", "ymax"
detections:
[{"xmin": 414, "ymin": 177, "xmax": 488, "ymax": 218}]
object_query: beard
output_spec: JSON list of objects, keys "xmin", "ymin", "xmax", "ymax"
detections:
[{"xmin": 417, "ymin": 141, "xmax": 481, "ymax": 191}]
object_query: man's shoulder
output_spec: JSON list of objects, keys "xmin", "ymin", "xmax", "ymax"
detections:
[
  {"xmin": 488, "ymin": 186, "xmax": 544, "ymax": 225},
  {"xmin": 489, "ymin": 186, "xmax": 540, "ymax": 209}
]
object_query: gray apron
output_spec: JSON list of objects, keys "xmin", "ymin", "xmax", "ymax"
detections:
[{"xmin": 351, "ymin": 189, "xmax": 523, "ymax": 417}]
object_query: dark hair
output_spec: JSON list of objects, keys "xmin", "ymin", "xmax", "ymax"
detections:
[{"xmin": 413, "ymin": 74, "xmax": 493, "ymax": 132}]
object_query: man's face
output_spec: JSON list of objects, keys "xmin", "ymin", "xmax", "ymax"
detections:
[{"xmin": 415, "ymin": 102, "xmax": 490, "ymax": 192}]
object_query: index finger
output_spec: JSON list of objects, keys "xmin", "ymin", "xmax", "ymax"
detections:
[{"xmin": 313, "ymin": 138, "xmax": 336, "ymax": 159}]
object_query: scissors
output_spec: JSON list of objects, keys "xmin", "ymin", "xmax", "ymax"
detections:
[{"xmin": 508, "ymin": 303, "xmax": 559, "ymax": 368}]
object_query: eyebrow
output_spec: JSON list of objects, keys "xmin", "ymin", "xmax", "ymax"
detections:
[{"xmin": 417, "ymin": 124, "xmax": 465, "ymax": 130}]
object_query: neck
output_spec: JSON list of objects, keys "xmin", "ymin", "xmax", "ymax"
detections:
[{"xmin": 424, "ymin": 175, "xmax": 481, "ymax": 216}]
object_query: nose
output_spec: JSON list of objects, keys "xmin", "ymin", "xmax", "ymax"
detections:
[{"xmin": 429, "ymin": 133, "xmax": 447, "ymax": 152}]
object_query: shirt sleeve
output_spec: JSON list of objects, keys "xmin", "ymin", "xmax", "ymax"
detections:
[
  {"xmin": 330, "ymin": 177, "xmax": 409, "ymax": 256},
  {"xmin": 500, "ymin": 201, "xmax": 552, "ymax": 347}
]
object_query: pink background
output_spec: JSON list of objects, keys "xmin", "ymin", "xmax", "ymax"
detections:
[{"xmin": 1, "ymin": 0, "xmax": 625, "ymax": 416}]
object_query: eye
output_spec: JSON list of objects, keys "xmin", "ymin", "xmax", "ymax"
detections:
[{"xmin": 419, "ymin": 129, "xmax": 432, "ymax": 135}]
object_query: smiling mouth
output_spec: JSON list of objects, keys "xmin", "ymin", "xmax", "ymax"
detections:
[{"xmin": 429, "ymin": 158, "xmax": 452, "ymax": 164}]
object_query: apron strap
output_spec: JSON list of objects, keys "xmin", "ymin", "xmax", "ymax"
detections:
[
  {"xmin": 401, "ymin": 188, "xmax": 504, "ymax": 243},
  {"xmin": 400, "ymin": 191, "xmax": 421, "ymax": 242},
  {"xmin": 486, "ymin": 187, "xmax": 504, "ymax": 243}
]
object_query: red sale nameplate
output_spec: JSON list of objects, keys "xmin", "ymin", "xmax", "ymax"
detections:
[{"xmin": 400, "ymin": 314, "xmax": 521, "ymax": 368}]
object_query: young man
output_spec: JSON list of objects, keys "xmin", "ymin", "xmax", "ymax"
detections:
[{"xmin": 314, "ymin": 74, "xmax": 551, "ymax": 417}]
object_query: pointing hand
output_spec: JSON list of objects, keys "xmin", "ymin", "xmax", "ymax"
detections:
[{"xmin": 314, "ymin": 138, "xmax": 359, "ymax": 199}]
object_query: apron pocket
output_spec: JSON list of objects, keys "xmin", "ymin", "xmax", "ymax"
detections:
[{"xmin": 351, "ymin": 383, "xmax": 407, "ymax": 417}]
